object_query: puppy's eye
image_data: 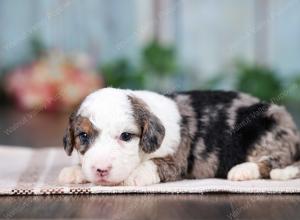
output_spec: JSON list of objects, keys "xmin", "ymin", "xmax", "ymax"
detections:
[
  {"xmin": 120, "ymin": 132, "xmax": 133, "ymax": 142},
  {"xmin": 78, "ymin": 132, "xmax": 89, "ymax": 145}
]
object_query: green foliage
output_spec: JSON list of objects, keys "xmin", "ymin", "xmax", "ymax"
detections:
[
  {"xmin": 142, "ymin": 40, "xmax": 177, "ymax": 76},
  {"xmin": 101, "ymin": 59, "xmax": 145, "ymax": 89},
  {"xmin": 30, "ymin": 35, "xmax": 47, "ymax": 59},
  {"xmin": 203, "ymin": 62, "xmax": 288, "ymax": 103},
  {"xmin": 235, "ymin": 63, "xmax": 283, "ymax": 102},
  {"xmin": 100, "ymin": 41, "xmax": 178, "ymax": 89},
  {"xmin": 202, "ymin": 74, "xmax": 228, "ymax": 90},
  {"xmin": 285, "ymin": 75, "xmax": 300, "ymax": 102}
]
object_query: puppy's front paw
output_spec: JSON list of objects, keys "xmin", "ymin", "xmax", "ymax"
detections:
[
  {"xmin": 228, "ymin": 162, "xmax": 260, "ymax": 181},
  {"xmin": 58, "ymin": 166, "xmax": 87, "ymax": 184},
  {"xmin": 123, "ymin": 160, "xmax": 160, "ymax": 186}
]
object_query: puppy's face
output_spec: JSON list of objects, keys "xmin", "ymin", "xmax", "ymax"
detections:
[{"xmin": 63, "ymin": 89, "xmax": 165, "ymax": 185}]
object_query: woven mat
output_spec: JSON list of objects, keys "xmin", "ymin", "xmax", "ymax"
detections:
[{"xmin": 0, "ymin": 145, "xmax": 300, "ymax": 195}]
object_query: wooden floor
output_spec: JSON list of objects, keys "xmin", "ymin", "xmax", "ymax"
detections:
[
  {"xmin": 0, "ymin": 194, "xmax": 300, "ymax": 219},
  {"xmin": 0, "ymin": 108, "xmax": 300, "ymax": 220}
]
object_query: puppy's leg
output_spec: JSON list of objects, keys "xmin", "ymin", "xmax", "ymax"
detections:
[
  {"xmin": 123, "ymin": 156, "xmax": 181, "ymax": 186},
  {"xmin": 228, "ymin": 156, "xmax": 274, "ymax": 181},
  {"xmin": 227, "ymin": 162, "xmax": 261, "ymax": 181},
  {"xmin": 228, "ymin": 155, "xmax": 293, "ymax": 181},
  {"xmin": 58, "ymin": 165, "xmax": 87, "ymax": 184}
]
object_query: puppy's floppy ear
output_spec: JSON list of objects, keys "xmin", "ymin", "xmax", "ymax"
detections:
[
  {"xmin": 128, "ymin": 95, "xmax": 165, "ymax": 153},
  {"xmin": 140, "ymin": 113, "xmax": 165, "ymax": 153},
  {"xmin": 63, "ymin": 111, "xmax": 77, "ymax": 156}
]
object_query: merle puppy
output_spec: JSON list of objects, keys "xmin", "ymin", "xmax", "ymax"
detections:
[{"xmin": 59, "ymin": 88, "xmax": 300, "ymax": 186}]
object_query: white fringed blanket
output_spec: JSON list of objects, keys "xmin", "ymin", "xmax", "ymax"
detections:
[{"xmin": 0, "ymin": 145, "xmax": 300, "ymax": 195}]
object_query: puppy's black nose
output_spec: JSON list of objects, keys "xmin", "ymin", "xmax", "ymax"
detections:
[{"xmin": 96, "ymin": 168, "xmax": 110, "ymax": 177}]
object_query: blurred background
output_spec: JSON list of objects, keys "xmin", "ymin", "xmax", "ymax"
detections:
[{"xmin": 1, "ymin": 0, "xmax": 300, "ymax": 147}]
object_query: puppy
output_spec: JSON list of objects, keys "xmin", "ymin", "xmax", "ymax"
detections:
[{"xmin": 59, "ymin": 88, "xmax": 300, "ymax": 186}]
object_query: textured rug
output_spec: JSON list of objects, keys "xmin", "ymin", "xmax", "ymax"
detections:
[{"xmin": 0, "ymin": 145, "xmax": 300, "ymax": 195}]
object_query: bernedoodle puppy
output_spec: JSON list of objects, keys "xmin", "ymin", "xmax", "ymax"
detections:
[{"xmin": 59, "ymin": 88, "xmax": 300, "ymax": 186}]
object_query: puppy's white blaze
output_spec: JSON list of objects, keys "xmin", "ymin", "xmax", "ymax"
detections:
[
  {"xmin": 270, "ymin": 166, "xmax": 299, "ymax": 180},
  {"xmin": 77, "ymin": 152, "xmax": 83, "ymax": 164},
  {"xmin": 82, "ymin": 137, "xmax": 140, "ymax": 184},
  {"xmin": 78, "ymin": 88, "xmax": 134, "ymax": 132}
]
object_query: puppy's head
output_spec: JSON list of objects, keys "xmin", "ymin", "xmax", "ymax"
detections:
[{"xmin": 63, "ymin": 88, "xmax": 165, "ymax": 185}]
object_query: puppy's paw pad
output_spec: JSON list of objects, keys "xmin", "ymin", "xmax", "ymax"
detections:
[
  {"xmin": 58, "ymin": 166, "xmax": 86, "ymax": 184},
  {"xmin": 270, "ymin": 167, "xmax": 299, "ymax": 180},
  {"xmin": 123, "ymin": 161, "xmax": 160, "ymax": 186},
  {"xmin": 228, "ymin": 162, "xmax": 260, "ymax": 181}
]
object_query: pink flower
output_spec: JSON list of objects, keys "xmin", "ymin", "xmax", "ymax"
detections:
[{"xmin": 5, "ymin": 51, "xmax": 104, "ymax": 111}]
